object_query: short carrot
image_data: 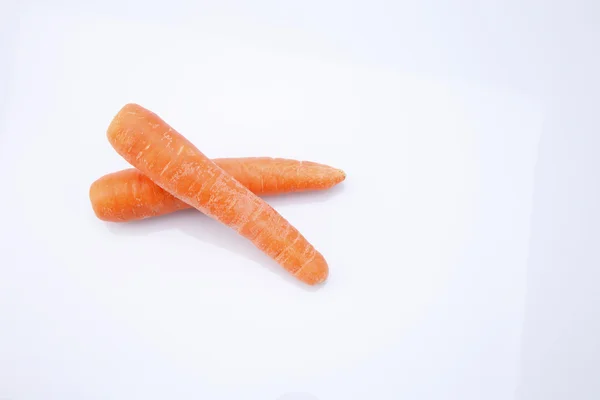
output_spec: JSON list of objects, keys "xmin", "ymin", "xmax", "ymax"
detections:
[
  {"xmin": 106, "ymin": 103, "xmax": 329, "ymax": 285},
  {"xmin": 90, "ymin": 158, "xmax": 346, "ymax": 222}
]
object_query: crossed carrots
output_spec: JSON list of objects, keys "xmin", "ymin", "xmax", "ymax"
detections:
[{"xmin": 89, "ymin": 103, "xmax": 345, "ymax": 285}]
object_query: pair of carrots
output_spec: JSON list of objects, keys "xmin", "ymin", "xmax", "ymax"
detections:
[{"xmin": 90, "ymin": 103, "xmax": 345, "ymax": 285}]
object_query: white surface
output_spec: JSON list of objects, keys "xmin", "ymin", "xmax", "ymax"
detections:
[{"xmin": 1, "ymin": 2, "xmax": 599, "ymax": 400}]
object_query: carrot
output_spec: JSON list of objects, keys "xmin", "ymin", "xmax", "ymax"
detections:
[
  {"xmin": 90, "ymin": 158, "xmax": 346, "ymax": 222},
  {"xmin": 106, "ymin": 103, "xmax": 330, "ymax": 285}
]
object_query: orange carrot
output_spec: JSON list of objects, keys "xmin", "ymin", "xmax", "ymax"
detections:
[
  {"xmin": 106, "ymin": 103, "xmax": 329, "ymax": 285},
  {"xmin": 90, "ymin": 158, "xmax": 345, "ymax": 222}
]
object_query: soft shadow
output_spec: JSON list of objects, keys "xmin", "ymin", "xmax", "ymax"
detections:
[
  {"xmin": 516, "ymin": 96, "xmax": 600, "ymax": 398},
  {"xmin": 105, "ymin": 186, "xmax": 345, "ymax": 291}
]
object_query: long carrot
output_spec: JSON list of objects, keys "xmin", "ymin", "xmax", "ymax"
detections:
[
  {"xmin": 106, "ymin": 103, "xmax": 330, "ymax": 285},
  {"xmin": 90, "ymin": 158, "xmax": 345, "ymax": 222}
]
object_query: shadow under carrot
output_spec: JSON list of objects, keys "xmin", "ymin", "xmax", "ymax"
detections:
[{"xmin": 105, "ymin": 184, "xmax": 345, "ymax": 290}]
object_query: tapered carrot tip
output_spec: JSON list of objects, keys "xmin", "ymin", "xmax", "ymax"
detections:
[
  {"xmin": 333, "ymin": 169, "xmax": 346, "ymax": 186},
  {"xmin": 294, "ymin": 252, "xmax": 329, "ymax": 285}
]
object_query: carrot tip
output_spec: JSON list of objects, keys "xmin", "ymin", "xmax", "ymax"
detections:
[{"xmin": 295, "ymin": 253, "xmax": 329, "ymax": 285}]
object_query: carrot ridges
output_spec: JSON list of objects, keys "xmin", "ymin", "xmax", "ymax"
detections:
[
  {"xmin": 89, "ymin": 158, "xmax": 346, "ymax": 222},
  {"xmin": 105, "ymin": 103, "xmax": 330, "ymax": 285}
]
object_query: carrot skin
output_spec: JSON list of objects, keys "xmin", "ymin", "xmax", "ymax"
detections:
[
  {"xmin": 90, "ymin": 158, "xmax": 346, "ymax": 223},
  {"xmin": 106, "ymin": 103, "xmax": 329, "ymax": 285}
]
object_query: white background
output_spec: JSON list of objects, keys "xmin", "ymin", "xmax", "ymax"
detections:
[{"xmin": 1, "ymin": 1, "xmax": 599, "ymax": 400}]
